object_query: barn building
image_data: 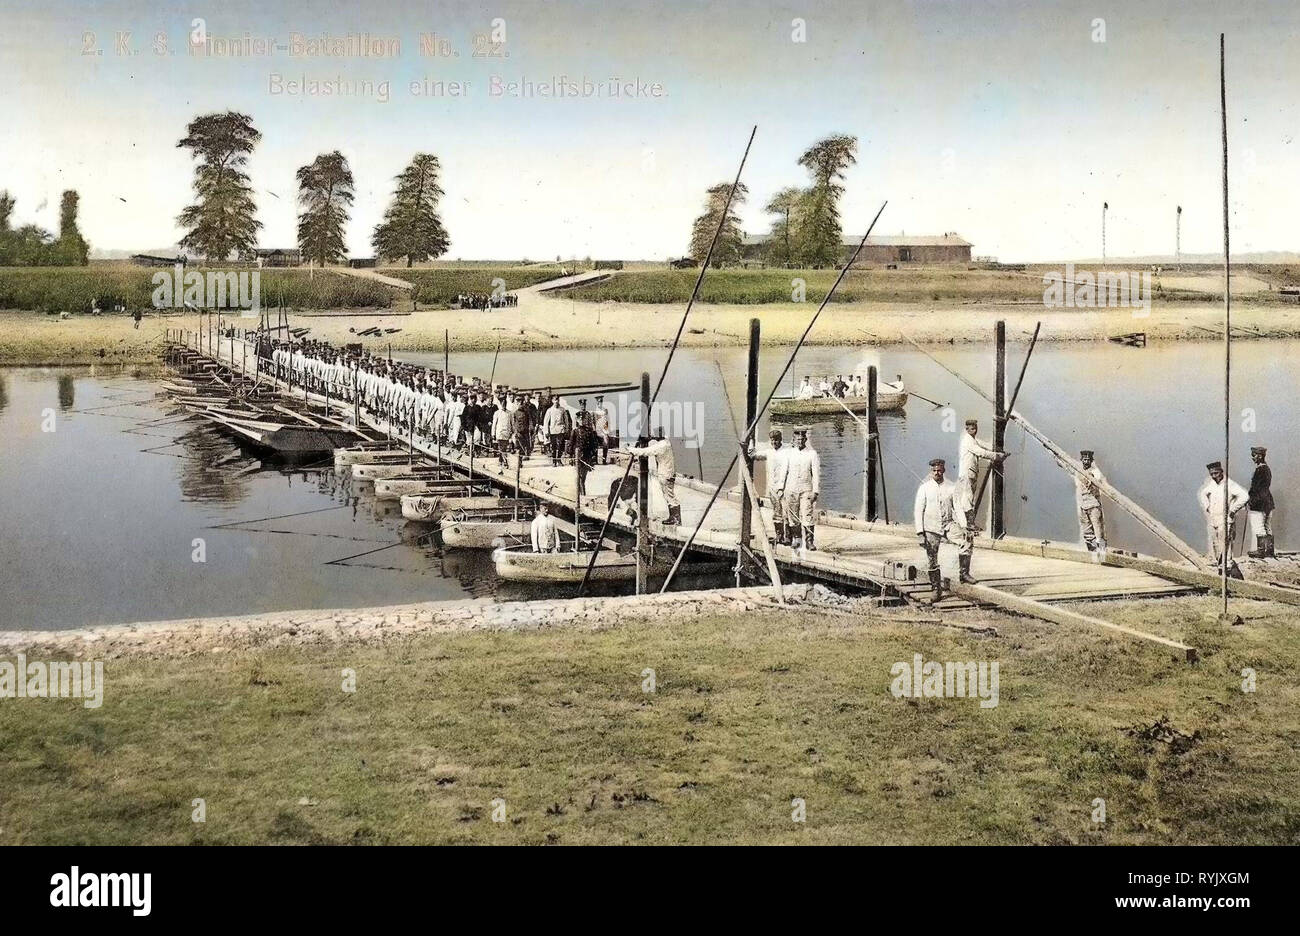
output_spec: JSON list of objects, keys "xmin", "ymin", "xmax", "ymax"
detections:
[{"xmin": 852, "ymin": 233, "xmax": 971, "ymax": 264}]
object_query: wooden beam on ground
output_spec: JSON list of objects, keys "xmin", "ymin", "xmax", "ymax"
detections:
[
  {"xmin": 949, "ymin": 581, "xmax": 1198, "ymax": 661},
  {"xmin": 902, "ymin": 334, "xmax": 1209, "ymax": 571},
  {"xmin": 974, "ymin": 535, "xmax": 1300, "ymax": 608},
  {"xmin": 736, "ymin": 442, "xmax": 784, "ymax": 602}
]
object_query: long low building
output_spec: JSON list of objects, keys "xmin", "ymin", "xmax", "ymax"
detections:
[{"xmin": 742, "ymin": 232, "xmax": 972, "ymax": 265}]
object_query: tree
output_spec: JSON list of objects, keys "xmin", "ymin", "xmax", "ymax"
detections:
[
  {"xmin": 0, "ymin": 191, "xmax": 14, "ymax": 231},
  {"xmin": 296, "ymin": 151, "xmax": 354, "ymax": 266},
  {"xmin": 763, "ymin": 186, "xmax": 806, "ymax": 267},
  {"xmin": 795, "ymin": 134, "xmax": 857, "ymax": 267},
  {"xmin": 175, "ymin": 111, "xmax": 262, "ymax": 261},
  {"xmin": 371, "ymin": 154, "xmax": 449, "ymax": 267},
  {"xmin": 55, "ymin": 190, "xmax": 89, "ymax": 265},
  {"xmin": 688, "ymin": 181, "xmax": 748, "ymax": 267}
]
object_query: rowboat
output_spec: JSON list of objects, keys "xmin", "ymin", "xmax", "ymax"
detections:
[
  {"xmin": 402, "ymin": 493, "xmax": 517, "ymax": 522},
  {"xmin": 438, "ymin": 501, "xmax": 540, "ymax": 548},
  {"xmin": 492, "ymin": 543, "xmax": 644, "ymax": 583},
  {"xmin": 351, "ymin": 461, "xmax": 451, "ymax": 482},
  {"xmin": 769, "ymin": 384, "xmax": 907, "ymax": 418},
  {"xmin": 333, "ymin": 445, "xmax": 416, "ymax": 470},
  {"xmin": 179, "ymin": 403, "xmax": 361, "ymax": 454},
  {"xmin": 372, "ymin": 477, "xmax": 494, "ymax": 500}
]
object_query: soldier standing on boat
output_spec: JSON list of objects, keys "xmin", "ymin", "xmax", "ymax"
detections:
[
  {"xmin": 914, "ymin": 458, "xmax": 955, "ymax": 603},
  {"xmin": 626, "ymin": 429, "xmax": 681, "ymax": 526},
  {"xmin": 1199, "ymin": 461, "xmax": 1249, "ymax": 570},
  {"xmin": 1247, "ymin": 446, "xmax": 1275, "ymax": 558},
  {"xmin": 530, "ymin": 503, "xmax": 560, "ymax": 553},
  {"xmin": 766, "ymin": 428, "xmax": 789, "ymax": 545},
  {"xmin": 783, "ymin": 427, "xmax": 821, "ymax": 551},
  {"xmin": 953, "ymin": 418, "xmax": 1008, "ymax": 583}
]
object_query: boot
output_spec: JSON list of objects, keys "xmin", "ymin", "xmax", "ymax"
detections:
[
  {"xmin": 958, "ymin": 553, "xmax": 978, "ymax": 585},
  {"xmin": 667, "ymin": 505, "xmax": 682, "ymax": 526},
  {"xmin": 929, "ymin": 568, "xmax": 943, "ymax": 604},
  {"xmin": 773, "ymin": 522, "xmax": 785, "ymax": 546},
  {"xmin": 804, "ymin": 527, "xmax": 816, "ymax": 551},
  {"xmin": 1266, "ymin": 534, "xmax": 1276, "ymax": 558},
  {"xmin": 1248, "ymin": 536, "xmax": 1265, "ymax": 559}
]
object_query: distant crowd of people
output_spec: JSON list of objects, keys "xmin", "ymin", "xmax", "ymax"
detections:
[{"xmin": 455, "ymin": 292, "xmax": 518, "ymax": 310}]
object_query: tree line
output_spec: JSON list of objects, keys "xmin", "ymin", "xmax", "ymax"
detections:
[
  {"xmin": 688, "ymin": 133, "xmax": 858, "ymax": 269},
  {"xmin": 0, "ymin": 190, "xmax": 89, "ymax": 266},
  {"xmin": 177, "ymin": 111, "xmax": 450, "ymax": 266}
]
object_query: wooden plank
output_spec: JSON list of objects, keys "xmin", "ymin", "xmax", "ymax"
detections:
[{"xmin": 950, "ymin": 581, "xmax": 1197, "ymax": 661}]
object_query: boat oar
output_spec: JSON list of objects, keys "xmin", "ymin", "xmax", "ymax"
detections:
[{"xmin": 907, "ymin": 388, "xmax": 948, "ymax": 410}]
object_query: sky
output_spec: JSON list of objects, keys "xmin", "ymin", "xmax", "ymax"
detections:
[{"xmin": 2, "ymin": 0, "xmax": 1297, "ymax": 261}]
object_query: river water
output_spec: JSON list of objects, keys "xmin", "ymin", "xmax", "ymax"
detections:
[{"xmin": 0, "ymin": 339, "xmax": 1291, "ymax": 628}]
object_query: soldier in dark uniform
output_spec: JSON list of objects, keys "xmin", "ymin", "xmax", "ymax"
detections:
[
  {"xmin": 571, "ymin": 405, "xmax": 600, "ymax": 495},
  {"xmin": 1247, "ymin": 445, "xmax": 1275, "ymax": 558}
]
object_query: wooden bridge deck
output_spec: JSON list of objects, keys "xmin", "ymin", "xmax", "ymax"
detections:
[{"xmin": 191, "ymin": 336, "xmax": 1199, "ymax": 609}]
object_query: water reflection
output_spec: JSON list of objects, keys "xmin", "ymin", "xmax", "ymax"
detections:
[
  {"xmin": 175, "ymin": 424, "xmax": 256, "ymax": 503},
  {"xmin": 57, "ymin": 374, "xmax": 75, "ymax": 411},
  {"xmin": 0, "ymin": 375, "xmax": 7, "ymax": 415}
]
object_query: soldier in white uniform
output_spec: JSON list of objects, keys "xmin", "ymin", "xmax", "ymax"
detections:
[
  {"xmin": 1198, "ymin": 460, "xmax": 1249, "ymax": 570},
  {"xmin": 796, "ymin": 376, "xmax": 817, "ymax": 400},
  {"xmin": 530, "ymin": 503, "xmax": 560, "ymax": 553},
  {"xmin": 626, "ymin": 431, "xmax": 680, "ymax": 525},
  {"xmin": 914, "ymin": 457, "xmax": 956, "ymax": 603},
  {"xmin": 765, "ymin": 428, "xmax": 790, "ymax": 545},
  {"xmin": 952, "ymin": 418, "xmax": 1008, "ymax": 583},
  {"xmin": 782, "ymin": 427, "xmax": 821, "ymax": 551},
  {"xmin": 1069, "ymin": 449, "xmax": 1107, "ymax": 552}
]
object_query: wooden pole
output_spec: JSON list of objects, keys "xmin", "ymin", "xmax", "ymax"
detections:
[
  {"xmin": 904, "ymin": 334, "xmax": 1209, "ymax": 569},
  {"xmin": 636, "ymin": 372, "xmax": 651, "ymax": 595},
  {"xmin": 1220, "ymin": 33, "xmax": 1232, "ymax": 613},
  {"xmin": 867, "ymin": 366, "xmax": 878, "ymax": 520},
  {"xmin": 992, "ymin": 320, "xmax": 1007, "ymax": 538},
  {"xmin": 974, "ymin": 321, "xmax": 1040, "ymax": 514},
  {"xmin": 738, "ymin": 319, "xmax": 759, "ymax": 574},
  {"xmin": 950, "ymin": 580, "xmax": 1196, "ymax": 661},
  {"xmin": 717, "ymin": 356, "xmax": 783, "ymax": 601},
  {"xmin": 444, "ymin": 329, "xmax": 449, "ymax": 376}
]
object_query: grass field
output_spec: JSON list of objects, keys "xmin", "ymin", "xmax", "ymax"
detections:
[
  {"xmin": 1, "ymin": 596, "xmax": 1296, "ymax": 845},
  {"xmin": 556, "ymin": 265, "xmax": 1300, "ymax": 305},
  {"xmin": 0, "ymin": 267, "xmax": 395, "ymax": 313}
]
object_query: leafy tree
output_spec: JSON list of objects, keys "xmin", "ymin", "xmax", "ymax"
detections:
[
  {"xmin": 175, "ymin": 111, "xmax": 262, "ymax": 261},
  {"xmin": 372, "ymin": 154, "xmax": 449, "ymax": 267},
  {"xmin": 296, "ymin": 151, "xmax": 354, "ymax": 266},
  {"xmin": 688, "ymin": 181, "xmax": 748, "ymax": 267},
  {"xmin": 795, "ymin": 134, "xmax": 857, "ymax": 268},
  {"xmin": 0, "ymin": 190, "xmax": 14, "ymax": 231},
  {"xmin": 763, "ymin": 186, "xmax": 806, "ymax": 267},
  {"xmin": 55, "ymin": 190, "xmax": 89, "ymax": 265}
]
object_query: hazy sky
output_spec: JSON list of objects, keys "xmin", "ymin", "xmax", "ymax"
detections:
[{"xmin": 2, "ymin": 0, "xmax": 1296, "ymax": 261}]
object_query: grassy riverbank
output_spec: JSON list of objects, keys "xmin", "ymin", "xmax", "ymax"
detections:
[
  {"xmin": 2, "ymin": 297, "xmax": 1298, "ymax": 366},
  {"xmin": 0, "ymin": 594, "xmax": 1296, "ymax": 845}
]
